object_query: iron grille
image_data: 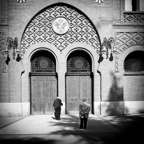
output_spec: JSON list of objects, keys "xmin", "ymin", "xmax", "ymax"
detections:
[
  {"xmin": 67, "ymin": 56, "xmax": 90, "ymax": 72},
  {"xmin": 31, "ymin": 56, "xmax": 56, "ymax": 72},
  {"xmin": 124, "ymin": 58, "xmax": 144, "ymax": 72},
  {"xmin": 124, "ymin": 51, "xmax": 144, "ymax": 72}
]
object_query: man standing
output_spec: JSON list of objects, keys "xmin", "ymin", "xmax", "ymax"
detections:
[
  {"xmin": 53, "ymin": 96, "xmax": 63, "ymax": 120},
  {"xmin": 79, "ymin": 98, "xmax": 91, "ymax": 129}
]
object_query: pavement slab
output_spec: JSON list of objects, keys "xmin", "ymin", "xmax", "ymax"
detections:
[
  {"xmin": 0, "ymin": 114, "xmax": 122, "ymax": 144},
  {"xmin": 0, "ymin": 117, "xmax": 25, "ymax": 129},
  {"xmin": 0, "ymin": 114, "xmax": 120, "ymax": 134},
  {"xmin": 0, "ymin": 114, "xmax": 144, "ymax": 144}
]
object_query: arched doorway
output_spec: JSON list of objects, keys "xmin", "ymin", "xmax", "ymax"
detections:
[
  {"xmin": 66, "ymin": 50, "xmax": 93, "ymax": 114},
  {"xmin": 30, "ymin": 50, "xmax": 57, "ymax": 115}
]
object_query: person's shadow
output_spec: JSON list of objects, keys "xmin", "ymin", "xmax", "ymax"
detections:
[{"xmin": 52, "ymin": 117, "xmax": 56, "ymax": 119}]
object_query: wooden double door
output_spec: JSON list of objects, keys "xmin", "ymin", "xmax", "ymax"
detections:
[
  {"xmin": 66, "ymin": 75, "xmax": 92, "ymax": 113},
  {"xmin": 30, "ymin": 75, "xmax": 57, "ymax": 115}
]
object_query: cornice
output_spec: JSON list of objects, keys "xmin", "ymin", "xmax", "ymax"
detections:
[
  {"xmin": 113, "ymin": 23, "xmax": 144, "ymax": 28},
  {"xmin": 113, "ymin": 23, "xmax": 144, "ymax": 31}
]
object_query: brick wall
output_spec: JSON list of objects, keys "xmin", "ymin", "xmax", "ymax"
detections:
[
  {"xmin": 0, "ymin": 49, "xmax": 24, "ymax": 102},
  {"xmin": 124, "ymin": 75, "xmax": 144, "ymax": 101}
]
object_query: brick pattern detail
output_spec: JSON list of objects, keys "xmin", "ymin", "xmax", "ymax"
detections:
[
  {"xmin": 0, "ymin": 30, "xmax": 6, "ymax": 55},
  {"xmin": 124, "ymin": 13, "xmax": 144, "ymax": 23},
  {"xmin": 0, "ymin": 30, "xmax": 6, "ymax": 73},
  {"xmin": 124, "ymin": 76, "xmax": 144, "ymax": 101},
  {"xmin": 115, "ymin": 32, "xmax": 144, "ymax": 72},
  {"xmin": 0, "ymin": 0, "xmax": 8, "ymax": 25},
  {"xmin": 20, "ymin": 4, "xmax": 100, "ymax": 56}
]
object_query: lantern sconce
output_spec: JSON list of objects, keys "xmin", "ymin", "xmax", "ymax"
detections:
[
  {"xmin": 5, "ymin": 37, "xmax": 12, "ymax": 65},
  {"xmin": 102, "ymin": 37, "xmax": 115, "ymax": 61},
  {"xmin": 16, "ymin": 48, "xmax": 21, "ymax": 62},
  {"xmin": 5, "ymin": 37, "xmax": 21, "ymax": 65},
  {"xmin": 98, "ymin": 37, "xmax": 115, "ymax": 63},
  {"xmin": 14, "ymin": 37, "xmax": 21, "ymax": 62}
]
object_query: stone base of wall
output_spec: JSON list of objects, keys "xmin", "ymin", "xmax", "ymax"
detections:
[
  {"xmin": 100, "ymin": 101, "xmax": 124, "ymax": 115},
  {"xmin": 99, "ymin": 101, "xmax": 144, "ymax": 115},
  {"xmin": 94, "ymin": 102, "xmax": 101, "ymax": 115},
  {"xmin": 22, "ymin": 102, "xmax": 30, "ymax": 116},
  {"xmin": 0, "ymin": 103, "xmax": 23, "ymax": 117},
  {"xmin": 1, "ymin": 101, "xmax": 144, "ymax": 117},
  {"xmin": 124, "ymin": 101, "xmax": 144, "ymax": 114},
  {"xmin": 61, "ymin": 102, "xmax": 65, "ymax": 115}
]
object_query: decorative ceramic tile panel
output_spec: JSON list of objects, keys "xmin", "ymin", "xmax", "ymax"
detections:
[
  {"xmin": 20, "ymin": 4, "xmax": 100, "ymax": 56},
  {"xmin": 115, "ymin": 32, "xmax": 144, "ymax": 72},
  {"xmin": 124, "ymin": 13, "xmax": 144, "ymax": 23}
]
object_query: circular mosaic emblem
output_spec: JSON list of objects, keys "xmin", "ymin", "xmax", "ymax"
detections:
[
  {"xmin": 52, "ymin": 17, "xmax": 69, "ymax": 34},
  {"xmin": 75, "ymin": 59, "xmax": 84, "ymax": 68},
  {"xmin": 39, "ymin": 59, "xmax": 49, "ymax": 68},
  {"xmin": 132, "ymin": 63, "xmax": 140, "ymax": 71}
]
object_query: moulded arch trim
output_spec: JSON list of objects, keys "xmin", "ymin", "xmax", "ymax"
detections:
[
  {"xmin": 62, "ymin": 43, "xmax": 99, "ymax": 73},
  {"xmin": 118, "ymin": 45, "xmax": 144, "ymax": 74},
  {"xmin": 22, "ymin": 42, "xmax": 60, "ymax": 73},
  {"xmin": 65, "ymin": 47, "xmax": 94, "ymax": 65},
  {"xmin": 29, "ymin": 48, "xmax": 58, "ymax": 63}
]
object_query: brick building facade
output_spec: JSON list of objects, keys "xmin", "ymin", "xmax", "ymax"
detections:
[{"xmin": 0, "ymin": 0, "xmax": 144, "ymax": 117}]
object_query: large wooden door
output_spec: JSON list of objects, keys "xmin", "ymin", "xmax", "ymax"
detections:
[
  {"xmin": 31, "ymin": 76, "xmax": 57, "ymax": 115},
  {"xmin": 66, "ymin": 75, "xmax": 91, "ymax": 113}
]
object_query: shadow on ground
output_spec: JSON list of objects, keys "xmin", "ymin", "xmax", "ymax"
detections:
[
  {"xmin": 101, "ymin": 114, "xmax": 144, "ymax": 144},
  {"xmin": 46, "ymin": 115, "xmax": 120, "ymax": 144},
  {"xmin": 0, "ymin": 114, "xmax": 144, "ymax": 144},
  {"xmin": 0, "ymin": 115, "xmax": 119, "ymax": 144}
]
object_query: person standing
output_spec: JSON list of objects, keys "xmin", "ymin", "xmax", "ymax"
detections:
[
  {"xmin": 53, "ymin": 96, "xmax": 63, "ymax": 120},
  {"xmin": 79, "ymin": 98, "xmax": 91, "ymax": 129}
]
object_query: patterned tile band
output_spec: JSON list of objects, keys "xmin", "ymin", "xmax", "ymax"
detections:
[
  {"xmin": 115, "ymin": 32, "xmax": 144, "ymax": 72},
  {"xmin": 20, "ymin": 4, "xmax": 100, "ymax": 56},
  {"xmin": 124, "ymin": 13, "xmax": 144, "ymax": 23}
]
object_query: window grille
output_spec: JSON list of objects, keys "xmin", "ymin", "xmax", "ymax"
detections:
[
  {"xmin": 67, "ymin": 56, "xmax": 91, "ymax": 73},
  {"xmin": 124, "ymin": 58, "xmax": 144, "ymax": 72},
  {"xmin": 124, "ymin": 51, "xmax": 144, "ymax": 72},
  {"xmin": 31, "ymin": 51, "xmax": 56, "ymax": 73}
]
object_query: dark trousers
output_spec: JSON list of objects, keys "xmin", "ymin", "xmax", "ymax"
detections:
[
  {"xmin": 54, "ymin": 107, "xmax": 61, "ymax": 120},
  {"xmin": 79, "ymin": 116, "xmax": 88, "ymax": 129}
]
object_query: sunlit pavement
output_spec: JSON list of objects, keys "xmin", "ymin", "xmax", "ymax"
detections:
[
  {"xmin": 0, "ymin": 117, "xmax": 26, "ymax": 129},
  {"xmin": 0, "ymin": 114, "xmax": 144, "ymax": 144}
]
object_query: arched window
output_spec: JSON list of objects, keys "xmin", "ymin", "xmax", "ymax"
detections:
[
  {"xmin": 67, "ymin": 50, "xmax": 91, "ymax": 73},
  {"xmin": 31, "ymin": 50, "xmax": 56, "ymax": 73},
  {"xmin": 124, "ymin": 51, "xmax": 144, "ymax": 72}
]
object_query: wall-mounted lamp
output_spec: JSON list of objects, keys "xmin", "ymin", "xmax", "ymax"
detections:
[
  {"xmin": 101, "ymin": 37, "xmax": 115, "ymax": 61},
  {"xmin": 5, "ymin": 37, "xmax": 12, "ymax": 65},
  {"xmin": 16, "ymin": 48, "xmax": 21, "ymax": 62},
  {"xmin": 98, "ymin": 37, "xmax": 115, "ymax": 63},
  {"xmin": 5, "ymin": 37, "xmax": 21, "ymax": 65}
]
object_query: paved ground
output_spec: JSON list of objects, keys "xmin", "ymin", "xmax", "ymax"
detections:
[
  {"xmin": 0, "ymin": 117, "xmax": 26, "ymax": 129},
  {"xmin": 0, "ymin": 114, "xmax": 144, "ymax": 144}
]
